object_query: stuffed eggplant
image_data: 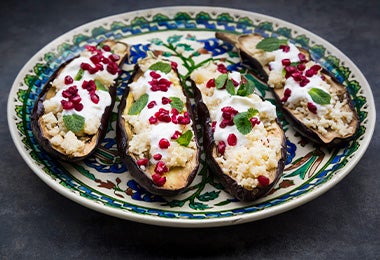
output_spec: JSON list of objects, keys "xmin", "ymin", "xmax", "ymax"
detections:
[
  {"xmin": 117, "ymin": 57, "xmax": 201, "ymax": 196},
  {"xmin": 216, "ymin": 32, "xmax": 359, "ymax": 146},
  {"xmin": 31, "ymin": 40, "xmax": 129, "ymax": 161},
  {"xmin": 190, "ymin": 62, "xmax": 286, "ymax": 201}
]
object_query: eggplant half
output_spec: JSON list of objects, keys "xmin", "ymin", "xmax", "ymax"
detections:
[
  {"xmin": 31, "ymin": 40, "xmax": 129, "ymax": 161},
  {"xmin": 190, "ymin": 62, "xmax": 287, "ymax": 201},
  {"xmin": 216, "ymin": 32, "xmax": 359, "ymax": 146},
  {"xmin": 117, "ymin": 57, "xmax": 201, "ymax": 196}
]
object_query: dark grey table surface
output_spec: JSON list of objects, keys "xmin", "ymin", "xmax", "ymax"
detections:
[{"xmin": 1, "ymin": 0, "xmax": 379, "ymax": 259}]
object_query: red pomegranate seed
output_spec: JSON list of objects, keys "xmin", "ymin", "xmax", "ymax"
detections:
[
  {"xmin": 211, "ymin": 121, "xmax": 216, "ymax": 132},
  {"xmin": 147, "ymin": 101, "xmax": 157, "ymax": 109},
  {"xmin": 91, "ymin": 94, "xmax": 99, "ymax": 104},
  {"xmin": 90, "ymin": 54, "xmax": 102, "ymax": 64},
  {"xmin": 85, "ymin": 45, "xmax": 97, "ymax": 52},
  {"xmin": 61, "ymin": 100, "xmax": 74, "ymax": 110},
  {"xmin": 298, "ymin": 53, "xmax": 307, "ymax": 63},
  {"xmin": 95, "ymin": 63, "xmax": 104, "ymax": 71},
  {"xmin": 152, "ymin": 173, "xmax": 166, "ymax": 186},
  {"xmin": 258, "ymin": 175, "xmax": 270, "ymax": 186},
  {"xmin": 102, "ymin": 45, "xmax": 111, "ymax": 52},
  {"xmin": 62, "ymin": 90, "xmax": 71, "ymax": 98},
  {"xmin": 80, "ymin": 62, "xmax": 91, "ymax": 70},
  {"xmin": 159, "ymin": 138, "xmax": 170, "ymax": 149},
  {"xmin": 231, "ymin": 79, "xmax": 239, "ymax": 87},
  {"xmin": 292, "ymin": 72, "xmax": 302, "ymax": 82},
  {"xmin": 171, "ymin": 61, "xmax": 178, "ymax": 70},
  {"xmin": 71, "ymin": 95, "xmax": 82, "ymax": 104},
  {"xmin": 250, "ymin": 117, "xmax": 261, "ymax": 127},
  {"xmin": 227, "ymin": 133, "xmax": 237, "ymax": 146},
  {"xmin": 101, "ymin": 57, "xmax": 109, "ymax": 64},
  {"xmin": 300, "ymin": 78, "xmax": 310, "ymax": 87},
  {"xmin": 171, "ymin": 108, "xmax": 179, "ymax": 116},
  {"xmin": 171, "ymin": 130, "xmax": 182, "ymax": 140},
  {"xmin": 177, "ymin": 116, "xmax": 190, "ymax": 125},
  {"xmin": 206, "ymin": 79, "xmax": 216, "ymax": 88},
  {"xmin": 281, "ymin": 59, "xmax": 291, "ymax": 66},
  {"xmin": 107, "ymin": 62, "xmax": 120, "ymax": 75},
  {"xmin": 305, "ymin": 69, "xmax": 315, "ymax": 77},
  {"xmin": 154, "ymin": 161, "xmax": 169, "ymax": 174},
  {"xmin": 217, "ymin": 63, "xmax": 228, "ymax": 73},
  {"xmin": 221, "ymin": 106, "xmax": 238, "ymax": 115},
  {"xmin": 171, "ymin": 115, "xmax": 178, "ymax": 124},
  {"xmin": 109, "ymin": 54, "xmax": 120, "ymax": 62},
  {"xmin": 217, "ymin": 141, "xmax": 226, "ymax": 155},
  {"xmin": 310, "ymin": 64, "xmax": 321, "ymax": 72},
  {"xmin": 137, "ymin": 158, "xmax": 149, "ymax": 166},
  {"xmin": 149, "ymin": 116, "xmax": 157, "ymax": 124},
  {"xmin": 297, "ymin": 63, "xmax": 306, "ymax": 71},
  {"xmin": 64, "ymin": 75, "xmax": 73, "ymax": 85},
  {"xmin": 279, "ymin": 45, "xmax": 290, "ymax": 52},
  {"xmin": 74, "ymin": 103, "xmax": 84, "ymax": 111},
  {"xmin": 153, "ymin": 153, "xmax": 162, "ymax": 160},
  {"xmin": 307, "ymin": 102, "xmax": 317, "ymax": 114},
  {"xmin": 162, "ymin": 97, "xmax": 172, "ymax": 105},
  {"xmin": 149, "ymin": 71, "xmax": 161, "ymax": 79}
]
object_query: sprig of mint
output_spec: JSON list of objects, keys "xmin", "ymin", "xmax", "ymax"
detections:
[
  {"xmin": 215, "ymin": 74, "xmax": 228, "ymax": 89},
  {"xmin": 74, "ymin": 68, "xmax": 84, "ymax": 81},
  {"xmin": 256, "ymin": 37, "xmax": 288, "ymax": 52},
  {"xmin": 176, "ymin": 130, "xmax": 193, "ymax": 146},
  {"xmin": 169, "ymin": 97, "xmax": 184, "ymax": 112},
  {"xmin": 225, "ymin": 79, "xmax": 236, "ymax": 95},
  {"xmin": 308, "ymin": 88, "xmax": 331, "ymax": 105},
  {"xmin": 63, "ymin": 114, "xmax": 85, "ymax": 133},
  {"xmin": 233, "ymin": 108, "xmax": 259, "ymax": 135},
  {"xmin": 149, "ymin": 62, "xmax": 172, "ymax": 74},
  {"xmin": 128, "ymin": 93, "xmax": 149, "ymax": 115},
  {"xmin": 236, "ymin": 76, "xmax": 255, "ymax": 97},
  {"xmin": 95, "ymin": 80, "xmax": 108, "ymax": 91}
]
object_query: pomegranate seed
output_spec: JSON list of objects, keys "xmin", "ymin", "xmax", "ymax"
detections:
[
  {"xmin": 74, "ymin": 103, "xmax": 84, "ymax": 111},
  {"xmin": 85, "ymin": 45, "xmax": 97, "ymax": 52},
  {"xmin": 171, "ymin": 130, "xmax": 182, "ymax": 140},
  {"xmin": 64, "ymin": 75, "xmax": 73, "ymax": 85},
  {"xmin": 211, "ymin": 121, "xmax": 216, "ymax": 132},
  {"xmin": 297, "ymin": 63, "xmax": 306, "ymax": 71},
  {"xmin": 231, "ymin": 79, "xmax": 239, "ymax": 87},
  {"xmin": 149, "ymin": 71, "xmax": 161, "ymax": 79},
  {"xmin": 102, "ymin": 45, "xmax": 111, "ymax": 52},
  {"xmin": 279, "ymin": 45, "xmax": 290, "ymax": 52},
  {"xmin": 298, "ymin": 53, "xmax": 307, "ymax": 63},
  {"xmin": 95, "ymin": 63, "xmax": 104, "ymax": 71},
  {"xmin": 107, "ymin": 62, "xmax": 120, "ymax": 75},
  {"xmin": 71, "ymin": 95, "xmax": 82, "ymax": 104},
  {"xmin": 80, "ymin": 62, "xmax": 91, "ymax": 70},
  {"xmin": 149, "ymin": 116, "xmax": 157, "ymax": 124},
  {"xmin": 91, "ymin": 94, "xmax": 99, "ymax": 104},
  {"xmin": 170, "ymin": 61, "xmax": 178, "ymax": 70},
  {"xmin": 217, "ymin": 141, "xmax": 226, "ymax": 155},
  {"xmin": 221, "ymin": 106, "xmax": 238, "ymax": 114},
  {"xmin": 171, "ymin": 108, "xmax": 179, "ymax": 116},
  {"xmin": 250, "ymin": 117, "xmax": 261, "ymax": 127},
  {"xmin": 307, "ymin": 102, "xmax": 317, "ymax": 114},
  {"xmin": 217, "ymin": 63, "xmax": 228, "ymax": 73},
  {"xmin": 321, "ymin": 75, "xmax": 326, "ymax": 81},
  {"xmin": 147, "ymin": 101, "xmax": 157, "ymax": 109},
  {"xmin": 206, "ymin": 79, "xmax": 216, "ymax": 88},
  {"xmin": 227, "ymin": 133, "xmax": 237, "ymax": 146},
  {"xmin": 281, "ymin": 88, "xmax": 292, "ymax": 103},
  {"xmin": 62, "ymin": 90, "xmax": 71, "ymax": 98},
  {"xmin": 109, "ymin": 54, "xmax": 120, "ymax": 62},
  {"xmin": 292, "ymin": 72, "xmax": 302, "ymax": 82},
  {"xmin": 137, "ymin": 158, "xmax": 149, "ymax": 166},
  {"xmin": 90, "ymin": 54, "xmax": 102, "ymax": 64},
  {"xmin": 178, "ymin": 116, "xmax": 190, "ymax": 125},
  {"xmin": 61, "ymin": 100, "xmax": 74, "ymax": 110},
  {"xmin": 305, "ymin": 69, "xmax": 315, "ymax": 77},
  {"xmin": 159, "ymin": 138, "xmax": 170, "ymax": 149},
  {"xmin": 310, "ymin": 64, "xmax": 321, "ymax": 72},
  {"xmin": 162, "ymin": 97, "xmax": 172, "ymax": 105},
  {"xmin": 153, "ymin": 153, "xmax": 162, "ymax": 160},
  {"xmin": 300, "ymin": 78, "xmax": 310, "ymax": 87},
  {"xmin": 258, "ymin": 175, "xmax": 270, "ymax": 186},
  {"xmin": 281, "ymin": 59, "xmax": 291, "ymax": 66},
  {"xmin": 152, "ymin": 173, "xmax": 166, "ymax": 186},
  {"xmin": 68, "ymin": 86, "xmax": 78, "ymax": 94},
  {"xmin": 171, "ymin": 115, "xmax": 178, "ymax": 124},
  {"xmin": 154, "ymin": 161, "xmax": 169, "ymax": 174},
  {"xmin": 101, "ymin": 57, "xmax": 109, "ymax": 64}
]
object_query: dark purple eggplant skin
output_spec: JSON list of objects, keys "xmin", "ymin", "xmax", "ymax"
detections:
[
  {"xmin": 31, "ymin": 41, "xmax": 129, "ymax": 162},
  {"xmin": 216, "ymin": 32, "xmax": 360, "ymax": 147},
  {"xmin": 190, "ymin": 79, "xmax": 287, "ymax": 202},
  {"xmin": 116, "ymin": 64, "xmax": 201, "ymax": 197}
]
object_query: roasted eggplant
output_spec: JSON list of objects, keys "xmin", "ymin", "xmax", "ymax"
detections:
[
  {"xmin": 216, "ymin": 32, "xmax": 359, "ymax": 146},
  {"xmin": 31, "ymin": 40, "xmax": 129, "ymax": 161},
  {"xmin": 117, "ymin": 57, "xmax": 201, "ymax": 196},
  {"xmin": 190, "ymin": 62, "xmax": 287, "ymax": 201}
]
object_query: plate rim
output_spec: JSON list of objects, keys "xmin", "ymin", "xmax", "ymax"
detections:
[{"xmin": 7, "ymin": 5, "xmax": 376, "ymax": 227}]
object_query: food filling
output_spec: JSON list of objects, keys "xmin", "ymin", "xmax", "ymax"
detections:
[
  {"xmin": 41, "ymin": 43, "xmax": 126, "ymax": 156},
  {"xmin": 123, "ymin": 58, "xmax": 197, "ymax": 187},
  {"xmin": 191, "ymin": 62, "xmax": 283, "ymax": 189}
]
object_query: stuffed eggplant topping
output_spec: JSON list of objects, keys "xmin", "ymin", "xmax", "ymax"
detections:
[
  {"xmin": 31, "ymin": 40, "xmax": 129, "ymax": 161},
  {"xmin": 190, "ymin": 62, "xmax": 286, "ymax": 201},
  {"xmin": 216, "ymin": 32, "xmax": 359, "ymax": 146},
  {"xmin": 117, "ymin": 57, "xmax": 200, "ymax": 196}
]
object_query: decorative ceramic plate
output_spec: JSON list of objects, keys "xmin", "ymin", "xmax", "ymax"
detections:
[{"xmin": 8, "ymin": 6, "xmax": 375, "ymax": 227}]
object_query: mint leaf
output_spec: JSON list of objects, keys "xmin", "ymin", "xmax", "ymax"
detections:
[
  {"xmin": 95, "ymin": 80, "xmax": 107, "ymax": 91},
  {"xmin": 215, "ymin": 74, "xmax": 228, "ymax": 89},
  {"xmin": 63, "ymin": 114, "xmax": 85, "ymax": 133},
  {"xmin": 169, "ymin": 97, "xmax": 184, "ymax": 112},
  {"xmin": 128, "ymin": 93, "xmax": 149, "ymax": 115},
  {"xmin": 237, "ymin": 76, "xmax": 255, "ymax": 96},
  {"xmin": 176, "ymin": 130, "xmax": 193, "ymax": 146},
  {"xmin": 74, "ymin": 68, "xmax": 84, "ymax": 81},
  {"xmin": 225, "ymin": 79, "xmax": 235, "ymax": 95},
  {"xmin": 233, "ymin": 112, "xmax": 252, "ymax": 135},
  {"xmin": 308, "ymin": 88, "xmax": 331, "ymax": 105},
  {"xmin": 149, "ymin": 62, "xmax": 171, "ymax": 74},
  {"xmin": 247, "ymin": 108, "xmax": 259, "ymax": 118},
  {"xmin": 256, "ymin": 37, "xmax": 288, "ymax": 52}
]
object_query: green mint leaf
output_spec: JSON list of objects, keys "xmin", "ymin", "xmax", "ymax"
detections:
[
  {"xmin": 247, "ymin": 108, "xmax": 259, "ymax": 118},
  {"xmin": 237, "ymin": 76, "xmax": 255, "ymax": 96},
  {"xmin": 149, "ymin": 62, "xmax": 172, "ymax": 74},
  {"xmin": 176, "ymin": 130, "xmax": 193, "ymax": 146},
  {"xmin": 128, "ymin": 93, "xmax": 149, "ymax": 115},
  {"xmin": 215, "ymin": 74, "xmax": 228, "ymax": 89},
  {"xmin": 225, "ymin": 79, "xmax": 235, "ymax": 95},
  {"xmin": 308, "ymin": 88, "xmax": 331, "ymax": 105},
  {"xmin": 233, "ymin": 112, "xmax": 252, "ymax": 135},
  {"xmin": 169, "ymin": 97, "xmax": 184, "ymax": 113},
  {"xmin": 256, "ymin": 37, "xmax": 288, "ymax": 52},
  {"xmin": 74, "ymin": 68, "xmax": 84, "ymax": 81},
  {"xmin": 95, "ymin": 80, "xmax": 107, "ymax": 91},
  {"xmin": 63, "ymin": 114, "xmax": 85, "ymax": 133}
]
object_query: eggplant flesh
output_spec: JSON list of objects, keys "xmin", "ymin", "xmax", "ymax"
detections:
[
  {"xmin": 117, "ymin": 57, "xmax": 200, "ymax": 196},
  {"xmin": 190, "ymin": 62, "xmax": 287, "ymax": 201},
  {"xmin": 31, "ymin": 40, "xmax": 129, "ymax": 161},
  {"xmin": 216, "ymin": 32, "xmax": 359, "ymax": 146}
]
